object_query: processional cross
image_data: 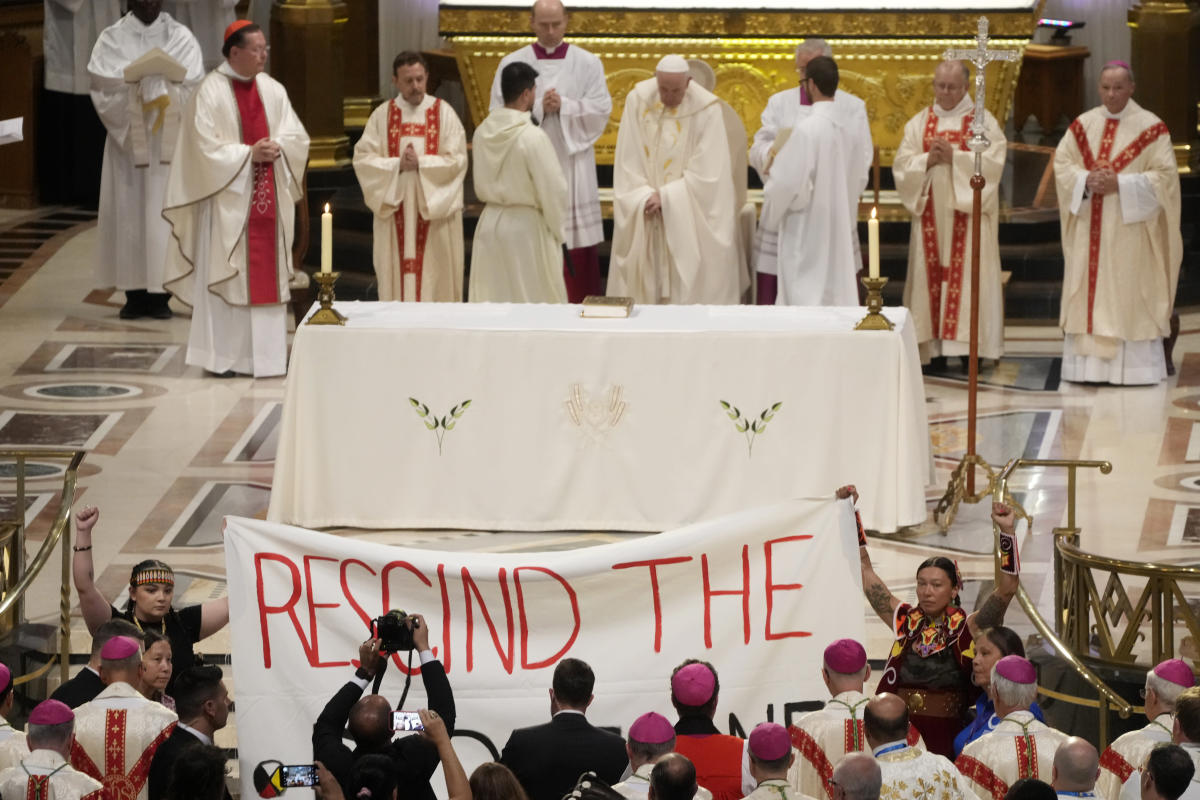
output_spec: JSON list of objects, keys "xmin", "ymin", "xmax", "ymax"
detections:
[{"xmin": 934, "ymin": 18, "xmax": 1022, "ymax": 524}]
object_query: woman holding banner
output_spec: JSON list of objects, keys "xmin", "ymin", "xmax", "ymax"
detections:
[
  {"xmin": 843, "ymin": 486, "xmax": 1020, "ymax": 759},
  {"xmin": 71, "ymin": 505, "xmax": 229, "ymax": 691}
]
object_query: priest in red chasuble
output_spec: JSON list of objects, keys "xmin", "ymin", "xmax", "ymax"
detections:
[
  {"xmin": 893, "ymin": 60, "xmax": 1005, "ymax": 366},
  {"xmin": 353, "ymin": 51, "xmax": 468, "ymax": 303},
  {"xmin": 1054, "ymin": 61, "xmax": 1182, "ymax": 385},
  {"xmin": 163, "ymin": 20, "xmax": 310, "ymax": 378}
]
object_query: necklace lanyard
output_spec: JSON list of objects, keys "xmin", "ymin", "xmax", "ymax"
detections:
[
  {"xmin": 874, "ymin": 743, "xmax": 908, "ymax": 757},
  {"xmin": 133, "ymin": 615, "xmax": 166, "ymax": 635}
]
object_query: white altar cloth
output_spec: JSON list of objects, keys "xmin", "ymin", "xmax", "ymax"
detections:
[{"xmin": 267, "ymin": 302, "xmax": 931, "ymax": 532}]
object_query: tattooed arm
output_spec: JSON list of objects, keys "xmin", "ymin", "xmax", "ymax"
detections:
[
  {"xmin": 966, "ymin": 502, "xmax": 1022, "ymax": 638},
  {"xmin": 860, "ymin": 546, "xmax": 901, "ymax": 625}
]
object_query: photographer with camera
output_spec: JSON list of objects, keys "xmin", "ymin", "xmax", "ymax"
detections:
[{"xmin": 313, "ymin": 613, "xmax": 455, "ymax": 800}]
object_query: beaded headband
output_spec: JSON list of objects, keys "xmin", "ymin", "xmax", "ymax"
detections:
[{"xmin": 131, "ymin": 567, "xmax": 174, "ymax": 587}]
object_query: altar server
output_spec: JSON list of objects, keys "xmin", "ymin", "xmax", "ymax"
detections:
[
  {"xmin": 489, "ymin": 0, "xmax": 611, "ymax": 301},
  {"xmin": 750, "ymin": 40, "xmax": 872, "ymax": 305},
  {"xmin": 89, "ymin": 0, "xmax": 204, "ymax": 320},
  {"xmin": 0, "ymin": 700, "xmax": 102, "ymax": 800},
  {"xmin": 761, "ymin": 56, "xmax": 860, "ymax": 307},
  {"xmin": 608, "ymin": 55, "xmax": 739, "ymax": 305},
  {"xmin": 1054, "ymin": 61, "xmax": 1182, "ymax": 385},
  {"xmin": 163, "ymin": 0, "xmax": 236, "ymax": 70},
  {"xmin": 955, "ymin": 657, "xmax": 1067, "ymax": 800},
  {"xmin": 41, "ymin": 0, "xmax": 119, "ymax": 206},
  {"xmin": 893, "ymin": 60, "xmax": 1006, "ymax": 364},
  {"xmin": 866, "ymin": 694, "xmax": 973, "ymax": 800},
  {"xmin": 1098, "ymin": 660, "xmax": 1194, "ymax": 799},
  {"xmin": 354, "ymin": 51, "xmax": 467, "ymax": 303},
  {"xmin": 471, "ymin": 62, "xmax": 568, "ymax": 303},
  {"xmin": 163, "ymin": 21, "xmax": 309, "ymax": 378}
]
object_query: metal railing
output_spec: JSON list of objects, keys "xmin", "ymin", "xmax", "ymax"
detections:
[
  {"xmin": 0, "ymin": 448, "xmax": 86, "ymax": 687},
  {"xmin": 993, "ymin": 457, "xmax": 1133, "ymax": 748}
]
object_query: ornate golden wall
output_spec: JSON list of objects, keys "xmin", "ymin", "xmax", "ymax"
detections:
[{"xmin": 442, "ymin": 7, "xmax": 1041, "ymax": 167}]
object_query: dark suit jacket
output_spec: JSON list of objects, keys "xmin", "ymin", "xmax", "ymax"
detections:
[
  {"xmin": 147, "ymin": 725, "xmax": 233, "ymax": 800},
  {"xmin": 500, "ymin": 712, "xmax": 629, "ymax": 800},
  {"xmin": 49, "ymin": 667, "xmax": 104, "ymax": 708},
  {"xmin": 312, "ymin": 660, "xmax": 455, "ymax": 800}
]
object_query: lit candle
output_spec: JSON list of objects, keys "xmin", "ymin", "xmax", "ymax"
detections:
[
  {"xmin": 868, "ymin": 206, "xmax": 880, "ymax": 279},
  {"xmin": 321, "ymin": 203, "xmax": 332, "ymax": 274}
]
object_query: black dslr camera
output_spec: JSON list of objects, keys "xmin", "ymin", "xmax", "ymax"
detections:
[{"xmin": 371, "ymin": 609, "xmax": 417, "ymax": 652}]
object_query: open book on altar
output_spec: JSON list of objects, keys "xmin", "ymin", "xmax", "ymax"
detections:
[{"xmin": 124, "ymin": 48, "xmax": 187, "ymax": 83}]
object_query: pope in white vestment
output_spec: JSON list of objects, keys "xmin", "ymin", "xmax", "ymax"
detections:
[
  {"xmin": 353, "ymin": 54, "xmax": 467, "ymax": 303},
  {"xmin": 893, "ymin": 62, "xmax": 1006, "ymax": 363},
  {"xmin": 89, "ymin": 5, "xmax": 203, "ymax": 318},
  {"xmin": 162, "ymin": 0, "xmax": 236, "ymax": 70},
  {"xmin": 955, "ymin": 711, "xmax": 1068, "ymax": 800},
  {"xmin": 489, "ymin": 0, "xmax": 611, "ymax": 302},
  {"xmin": 1053, "ymin": 62, "xmax": 1182, "ymax": 385},
  {"xmin": 750, "ymin": 42, "xmax": 872, "ymax": 304},
  {"xmin": 609, "ymin": 55, "xmax": 740, "ymax": 305},
  {"xmin": 762, "ymin": 56, "xmax": 860, "ymax": 307},
  {"xmin": 163, "ymin": 22, "xmax": 309, "ymax": 378},
  {"xmin": 471, "ymin": 63, "xmax": 568, "ymax": 303}
]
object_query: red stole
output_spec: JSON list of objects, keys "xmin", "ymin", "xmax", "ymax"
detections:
[
  {"xmin": 1067, "ymin": 114, "xmax": 1170, "ymax": 333},
  {"xmin": 230, "ymin": 76, "xmax": 279, "ymax": 305},
  {"xmin": 386, "ymin": 98, "xmax": 441, "ymax": 301},
  {"xmin": 69, "ymin": 709, "xmax": 174, "ymax": 800},
  {"xmin": 920, "ymin": 108, "xmax": 973, "ymax": 339}
]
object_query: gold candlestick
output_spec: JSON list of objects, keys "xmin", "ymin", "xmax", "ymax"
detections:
[
  {"xmin": 855, "ymin": 276, "xmax": 894, "ymax": 331},
  {"xmin": 307, "ymin": 271, "xmax": 347, "ymax": 325}
]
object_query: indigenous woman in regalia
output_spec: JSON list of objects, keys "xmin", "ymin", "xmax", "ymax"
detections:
[
  {"xmin": 844, "ymin": 486, "xmax": 1020, "ymax": 758},
  {"xmin": 71, "ymin": 505, "xmax": 228, "ymax": 692}
]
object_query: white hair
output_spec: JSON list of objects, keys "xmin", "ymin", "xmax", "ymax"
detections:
[
  {"xmin": 991, "ymin": 666, "xmax": 1038, "ymax": 709},
  {"xmin": 1100, "ymin": 62, "xmax": 1135, "ymax": 83},
  {"xmin": 796, "ymin": 38, "xmax": 832, "ymax": 58},
  {"xmin": 1147, "ymin": 671, "xmax": 1188, "ymax": 710}
]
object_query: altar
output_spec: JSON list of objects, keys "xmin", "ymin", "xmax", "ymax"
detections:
[
  {"xmin": 440, "ymin": 0, "xmax": 1040, "ymax": 166},
  {"xmin": 267, "ymin": 303, "xmax": 931, "ymax": 534}
]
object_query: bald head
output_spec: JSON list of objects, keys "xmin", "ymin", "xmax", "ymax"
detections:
[
  {"xmin": 348, "ymin": 695, "xmax": 392, "ymax": 749},
  {"xmin": 833, "ymin": 753, "xmax": 881, "ymax": 800},
  {"xmin": 531, "ymin": 0, "xmax": 567, "ymax": 49},
  {"xmin": 863, "ymin": 693, "xmax": 908, "ymax": 750},
  {"xmin": 1051, "ymin": 737, "xmax": 1099, "ymax": 792},
  {"xmin": 649, "ymin": 753, "xmax": 698, "ymax": 800}
]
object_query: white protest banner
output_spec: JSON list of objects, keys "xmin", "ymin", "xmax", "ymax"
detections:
[{"xmin": 223, "ymin": 497, "xmax": 865, "ymax": 799}]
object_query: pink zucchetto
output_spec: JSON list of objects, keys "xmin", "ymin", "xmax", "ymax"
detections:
[
  {"xmin": 0, "ymin": 664, "xmax": 10, "ymax": 690},
  {"xmin": 1154, "ymin": 659, "xmax": 1196, "ymax": 688},
  {"xmin": 749, "ymin": 722, "xmax": 791, "ymax": 761},
  {"xmin": 824, "ymin": 639, "xmax": 867, "ymax": 674},
  {"xmin": 995, "ymin": 655, "xmax": 1037, "ymax": 685},
  {"xmin": 29, "ymin": 699, "xmax": 73, "ymax": 726},
  {"xmin": 672, "ymin": 663, "xmax": 716, "ymax": 706},
  {"xmin": 100, "ymin": 635, "xmax": 141, "ymax": 660},
  {"xmin": 629, "ymin": 712, "xmax": 675, "ymax": 744}
]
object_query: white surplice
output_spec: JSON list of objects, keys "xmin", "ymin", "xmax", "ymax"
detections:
[
  {"xmin": 608, "ymin": 78, "xmax": 740, "ymax": 305},
  {"xmin": 1096, "ymin": 714, "xmax": 1172, "ymax": 800},
  {"xmin": 0, "ymin": 718, "xmax": 26, "ymax": 773},
  {"xmin": 469, "ymin": 107, "xmax": 568, "ymax": 303},
  {"xmin": 875, "ymin": 742, "xmax": 973, "ymax": 800},
  {"xmin": 1054, "ymin": 99, "xmax": 1182, "ymax": 385},
  {"xmin": 954, "ymin": 711, "xmax": 1068, "ymax": 800},
  {"xmin": 489, "ymin": 42, "xmax": 611, "ymax": 249},
  {"xmin": 45, "ymin": 0, "xmax": 121, "ymax": 95},
  {"xmin": 1118, "ymin": 741, "xmax": 1200, "ymax": 800},
  {"xmin": 893, "ymin": 97, "xmax": 1006, "ymax": 362},
  {"xmin": 89, "ymin": 11, "xmax": 203, "ymax": 293},
  {"xmin": 762, "ymin": 101, "xmax": 859, "ymax": 306},
  {"xmin": 750, "ymin": 88, "xmax": 872, "ymax": 277},
  {"xmin": 0, "ymin": 750, "xmax": 102, "ymax": 800},
  {"xmin": 163, "ymin": 61, "xmax": 310, "ymax": 377},
  {"xmin": 353, "ymin": 93, "xmax": 467, "ymax": 303},
  {"xmin": 162, "ymin": 0, "xmax": 236, "ymax": 70}
]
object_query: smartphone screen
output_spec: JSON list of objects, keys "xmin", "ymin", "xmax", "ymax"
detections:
[
  {"xmin": 280, "ymin": 765, "xmax": 319, "ymax": 787},
  {"xmin": 392, "ymin": 711, "xmax": 424, "ymax": 731}
]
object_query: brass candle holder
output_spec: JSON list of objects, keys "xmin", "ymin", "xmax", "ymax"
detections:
[
  {"xmin": 854, "ymin": 276, "xmax": 894, "ymax": 331},
  {"xmin": 307, "ymin": 271, "xmax": 347, "ymax": 326}
]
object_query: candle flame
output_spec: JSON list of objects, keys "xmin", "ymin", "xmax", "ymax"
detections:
[
  {"xmin": 324, "ymin": 203, "xmax": 330, "ymax": 213},
  {"xmin": 871, "ymin": 206, "xmax": 878, "ymax": 220}
]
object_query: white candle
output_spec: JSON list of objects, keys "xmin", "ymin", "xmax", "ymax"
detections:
[
  {"xmin": 868, "ymin": 206, "xmax": 880, "ymax": 279},
  {"xmin": 321, "ymin": 203, "xmax": 332, "ymax": 274}
]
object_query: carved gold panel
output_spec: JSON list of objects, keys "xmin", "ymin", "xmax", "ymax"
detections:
[{"xmin": 448, "ymin": 35, "xmax": 1028, "ymax": 167}]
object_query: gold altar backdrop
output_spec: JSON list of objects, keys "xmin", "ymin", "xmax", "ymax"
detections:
[{"xmin": 441, "ymin": 7, "xmax": 1042, "ymax": 166}]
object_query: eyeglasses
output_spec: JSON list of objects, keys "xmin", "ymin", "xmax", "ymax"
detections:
[{"xmin": 240, "ymin": 45, "xmax": 270, "ymax": 56}]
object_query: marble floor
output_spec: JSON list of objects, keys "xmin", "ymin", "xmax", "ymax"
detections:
[{"xmin": 0, "ymin": 204, "xmax": 1196, "ymax": 744}]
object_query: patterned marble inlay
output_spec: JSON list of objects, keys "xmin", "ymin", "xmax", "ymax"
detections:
[
  {"xmin": 0, "ymin": 460, "xmax": 64, "ymax": 479},
  {"xmin": 45, "ymin": 344, "xmax": 179, "ymax": 373},
  {"xmin": 929, "ymin": 409, "xmax": 1062, "ymax": 464},
  {"xmin": 0, "ymin": 493, "xmax": 54, "ymax": 527},
  {"xmin": 160, "ymin": 481, "xmax": 272, "ymax": 548},
  {"xmin": 0, "ymin": 410, "xmax": 121, "ymax": 449},
  {"xmin": 225, "ymin": 403, "xmax": 281, "ymax": 463},
  {"xmin": 22, "ymin": 382, "xmax": 142, "ymax": 401}
]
